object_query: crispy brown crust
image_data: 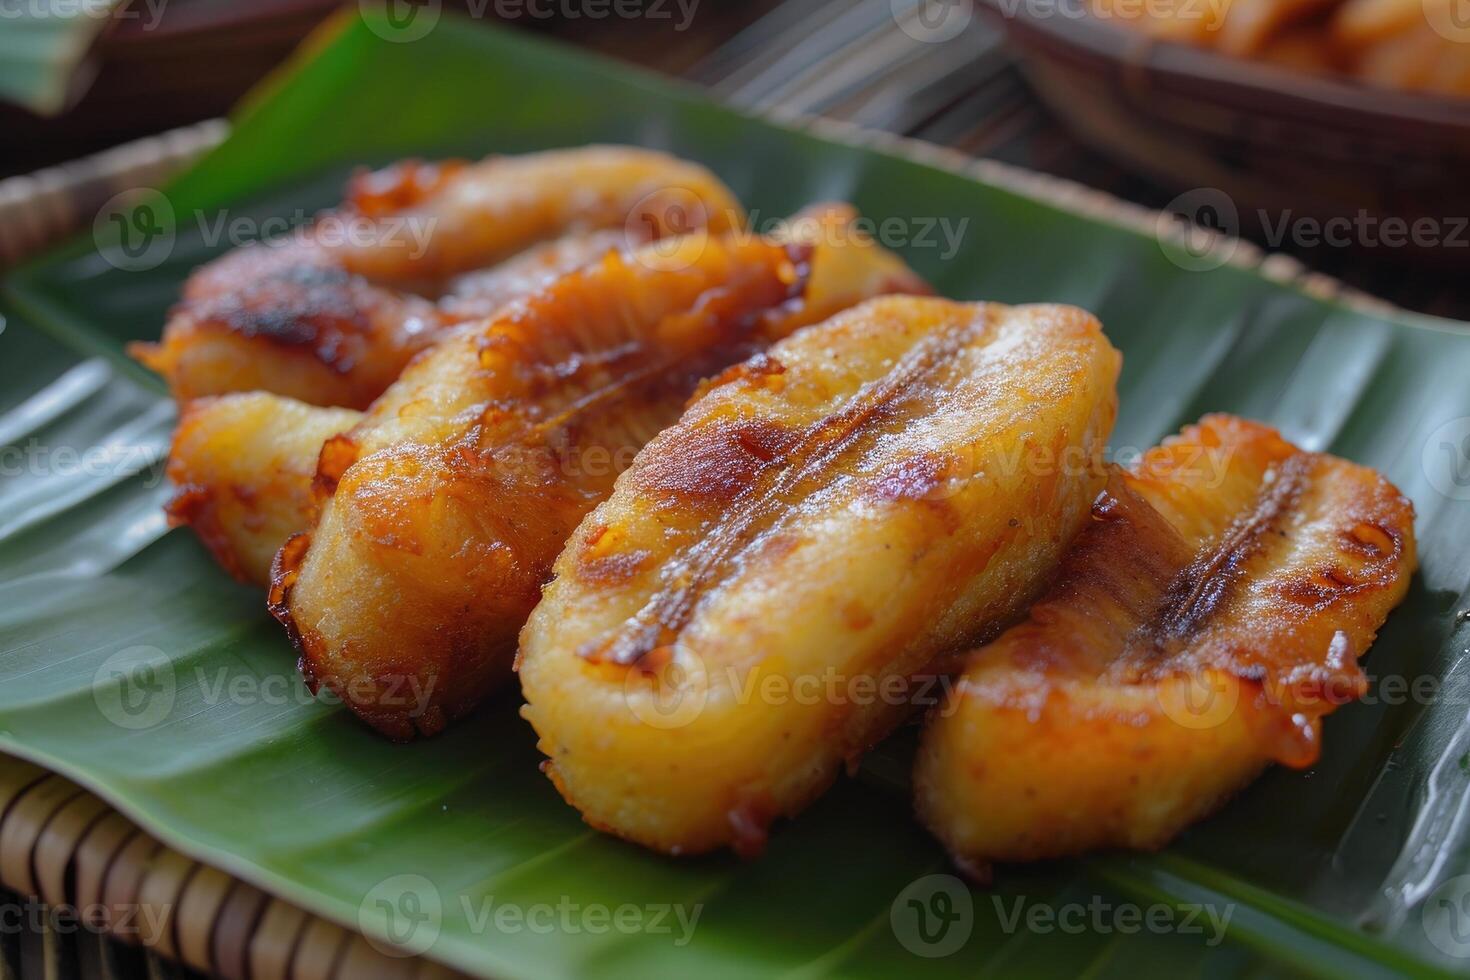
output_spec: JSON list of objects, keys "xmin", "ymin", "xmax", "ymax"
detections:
[
  {"xmin": 313, "ymin": 432, "xmax": 359, "ymax": 499},
  {"xmin": 629, "ymin": 419, "xmax": 799, "ymax": 504},
  {"xmin": 183, "ymin": 260, "xmax": 376, "ymax": 367},
  {"xmin": 265, "ymin": 532, "xmax": 311, "ymax": 644},
  {"xmin": 268, "ymin": 530, "xmax": 443, "ymax": 741},
  {"xmin": 1103, "ymin": 422, "xmax": 1413, "ymax": 728},
  {"xmin": 133, "ymin": 242, "xmax": 447, "ymax": 409}
]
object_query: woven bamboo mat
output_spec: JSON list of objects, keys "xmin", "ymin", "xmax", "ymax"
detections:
[
  {"xmin": 0, "ymin": 756, "xmax": 462, "ymax": 980},
  {"xmin": 0, "ymin": 4, "xmax": 1459, "ymax": 979}
]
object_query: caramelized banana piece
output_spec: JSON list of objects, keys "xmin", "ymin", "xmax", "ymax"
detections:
[
  {"xmin": 438, "ymin": 228, "xmax": 635, "ymax": 320},
  {"xmin": 165, "ymin": 394, "xmax": 361, "ymax": 585},
  {"xmin": 336, "ymin": 146, "xmax": 742, "ymax": 283},
  {"xmin": 159, "ymin": 230, "xmax": 643, "ymax": 583},
  {"xmin": 132, "ymin": 147, "xmax": 744, "ymax": 408},
  {"xmin": 271, "ymin": 212, "xmax": 928, "ymax": 739},
  {"xmin": 914, "ymin": 415, "xmax": 1417, "ymax": 869},
  {"xmin": 518, "ymin": 297, "xmax": 1122, "ymax": 857},
  {"xmin": 132, "ymin": 239, "xmax": 440, "ymax": 409}
]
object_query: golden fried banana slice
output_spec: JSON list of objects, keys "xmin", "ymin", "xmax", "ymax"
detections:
[
  {"xmin": 914, "ymin": 415, "xmax": 1416, "ymax": 869},
  {"xmin": 132, "ymin": 238, "xmax": 438, "ymax": 409},
  {"xmin": 131, "ymin": 147, "xmax": 744, "ymax": 408},
  {"xmin": 158, "ymin": 230, "xmax": 650, "ymax": 584},
  {"xmin": 271, "ymin": 210, "xmax": 928, "ymax": 739},
  {"xmin": 164, "ymin": 394, "xmax": 362, "ymax": 585},
  {"xmin": 336, "ymin": 147, "xmax": 741, "ymax": 283},
  {"xmin": 518, "ymin": 297, "xmax": 1122, "ymax": 857}
]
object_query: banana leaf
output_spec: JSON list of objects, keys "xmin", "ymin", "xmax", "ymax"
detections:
[
  {"xmin": 4, "ymin": 9, "xmax": 1470, "ymax": 978},
  {"xmin": 0, "ymin": 0, "xmax": 123, "ymax": 114}
]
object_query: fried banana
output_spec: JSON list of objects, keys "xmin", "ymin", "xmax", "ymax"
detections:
[
  {"xmin": 132, "ymin": 147, "xmax": 743, "ymax": 408},
  {"xmin": 518, "ymin": 297, "xmax": 1122, "ymax": 857},
  {"xmin": 159, "ymin": 228, "xmax": 660, "ymax": 586},
  {"xmin": 165, "ymin": 394, "xmax": 362, "ymax": 585},
  {"xmin": 270, "ymin": 209, "xmax": 928, "ymax": 739},
  {"xmin": 914, "ymin": 415, "xmax": 1416, "ymax": 869},
  {"xmin": 158, "ymin": 230, "xmax": 636, "ymax": 587}
]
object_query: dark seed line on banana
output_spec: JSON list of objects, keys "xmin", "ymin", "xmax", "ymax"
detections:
[
  {"xmin": 586, "ymin": 305, "xmax": 996, "ymax": 667},
  {"xmin": 519, "ymin": 271, "xmax": 814, "ymax": 447},
  {"xmin": 1150, "ymin": 452, "xmax": 1312, "ymax": 649}
]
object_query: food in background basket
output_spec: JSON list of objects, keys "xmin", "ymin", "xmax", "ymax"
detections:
[{"xmin": 1094, "ymin": 0, "xmax": 1470, "ymax": 97}]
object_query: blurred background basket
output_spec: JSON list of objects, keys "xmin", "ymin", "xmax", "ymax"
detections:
[{"xmin": 982, "ymin": 0, "xmax": 1470, "ymax": 265}]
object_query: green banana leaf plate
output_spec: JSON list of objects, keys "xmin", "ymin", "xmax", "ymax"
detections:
[{"xmin": 5, "ymin": 10, "xmax": 1470, "ymax": 979}]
